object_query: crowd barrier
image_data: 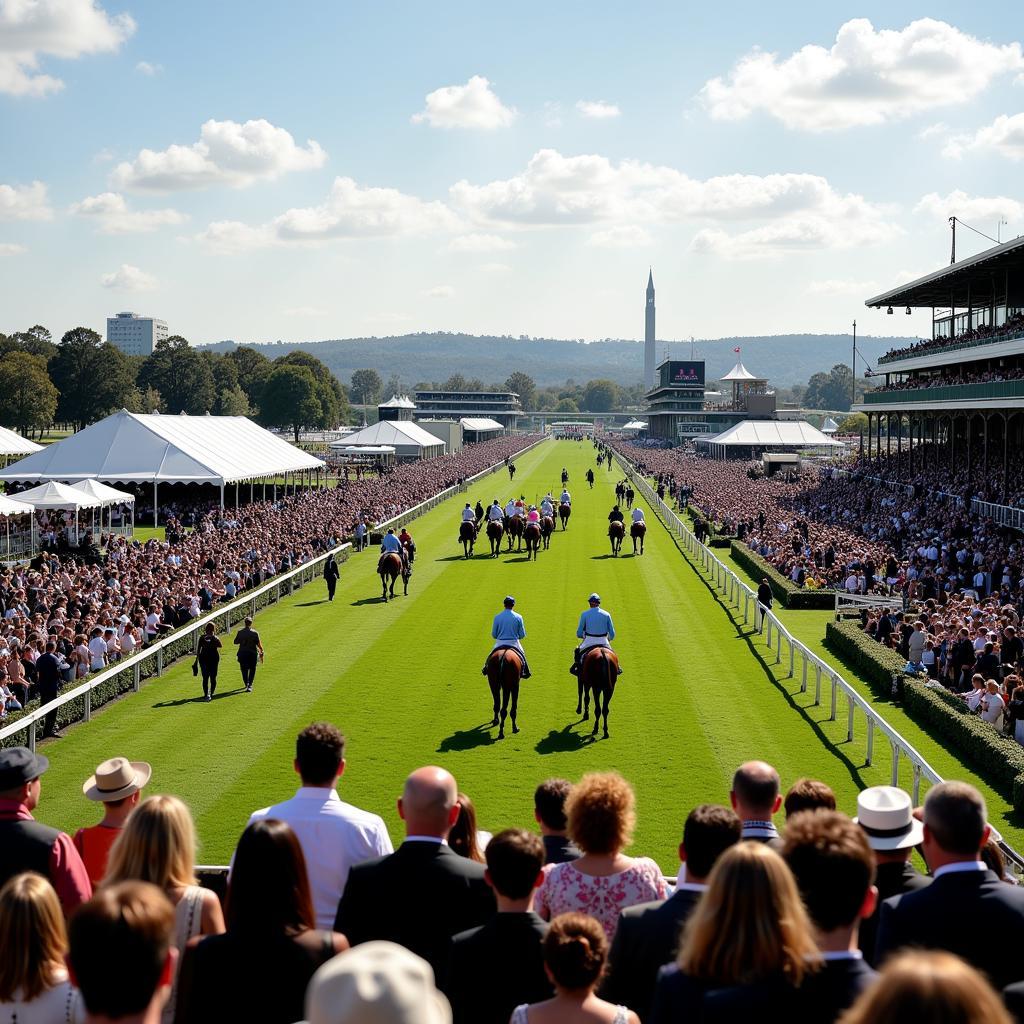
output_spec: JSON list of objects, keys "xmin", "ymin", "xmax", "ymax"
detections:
[
  {"xmin": 0, "ymin": 436, "xmax": 549, "ymax": 751},
  {"xmin": 612, "ymin": 450, "xmax": 1024, "ymax": 875},
  {"xmin": 972, "ymin": 499, "xmax": 1024, "ymax": 531}
]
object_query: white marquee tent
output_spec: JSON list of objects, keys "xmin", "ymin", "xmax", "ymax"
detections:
[
  {"xmin": 72, "ymin": 479, "xmax": 136, "ymax": 535},
  {"xmin": 14, "ymin": 480, "xmax": 103, "ymax": 544},
  {"xmin": 700, "ymin": 420, "xmax": 844, "ymax": 460},
  {"xmin": 0, "ymin": 494, "xmax": 35, "ymax": 562},
  {"xmin": 330, "ymin": 420, "xmax": 445, "ymax": 460},
  {"xmin": 0, "ymin": 426, "xmax": 43, "ymax": 463}
]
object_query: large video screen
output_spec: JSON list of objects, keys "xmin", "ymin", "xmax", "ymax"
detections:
[{"xmin": 662, "ymin": 360, "xmax": 705, "ymax": 388}]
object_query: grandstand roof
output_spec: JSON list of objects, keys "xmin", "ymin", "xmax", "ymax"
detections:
[
  {"xmin": 459, "ymin": 417, "xmax": 504, "ymax": 432},
  {"xmin": 865, "ymin": 234, "xmax": 1024, "ymax": 309},
  {"xmin": 0, "ymin": 426, "xmax": 43, "ymax": 457},
  {"xmin": 707, "ymin": 420, "xmax": 843, "ymax": 448},
  {"xmin": 0, "ymin": 410, "xmax": 324, "ymax": 485}
]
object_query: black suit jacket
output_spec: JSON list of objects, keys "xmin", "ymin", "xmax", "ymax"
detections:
[
  {"xmin": 334, "ymin": 840, "xmax": 495, "ymax": 979},
  {"xmin": 785, "ymin": 958, "xmax": 877, "ymax": 1024},
  {"xmin": 859, "ymin": 860, "xmax": 930, "ymax": 966},
  {"xmin": 601, "ymin": 888, "xmax": 704, "ymax": 1018},
  {"xmin": 877, "ymin": 867, "xmax": 1024, "ymax": 990},
  {"xmin": 1004, "ymin": 980, "xmax": 1024, "ymax": 1024},
  {"xmin": 542, "ymin": 834, "xmax": 580, "ymax": 865},
  {"xmin": 444, "ymin": 912, "xmax": 551, "ymax": 1024},
  {"xmin": 651, "ymin": 967, "xmax": 793, "ymax": 1024}
]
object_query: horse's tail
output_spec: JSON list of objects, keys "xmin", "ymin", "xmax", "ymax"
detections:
[{"xmin": 604, "ymin": 648, "xmax": 614, "ymax": 693}]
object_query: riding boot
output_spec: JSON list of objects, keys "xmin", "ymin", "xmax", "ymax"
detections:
[{"xmin": 569, "ymin": 646, "xmax": 581, "ymax": 675}]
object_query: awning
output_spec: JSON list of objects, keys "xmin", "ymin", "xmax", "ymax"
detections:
[
  {"xmin": 14, "ymin": 480, "xmax": 104, "ymax": 510},
  {"xmin": 72, "ymin": 479, "xmax": 136, "ymax": 506},
  {"xmin": 0, "ymin": 426, "xmax": 43, "ymax": 457},
  {"xmin": 459, "ymin": 418, "xmax": 504, "ymax": 432},
  {"xmin": 0, "ymin": 494, "xmax": 33, "ymax": 517},
  {"xmin": 706, "ymin": 420, "xmax": 843, "ymax": 448}
]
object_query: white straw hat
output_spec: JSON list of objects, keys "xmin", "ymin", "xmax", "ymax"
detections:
[{"xmin": 854, "ymin": 786, "xmax": 924, "ymax": 851}]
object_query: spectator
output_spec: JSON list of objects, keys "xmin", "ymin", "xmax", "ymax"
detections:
[
  {"xmin": 0, "ymin": 872, "xmax": 84, "ymax": 1022},
  {"xmin": 73, "ymin": 756, "xmax": 151, "ymax": 887},
  {"xmin": 511, "ymin": 912, "xmax": 639, "ymax": 1024},
  {"xmin": 104, "ymin": 794, "xmax": 225, "ymax": 1023},
  {"xmin": 333, "ymin": 766, "xmax": 495, "ymax": 979},
  {"xmin": 534, "ymin": 778, "xmax": 580, "ymax": 865},
  {"xmin": 783, "ymin": 777, "xmax": 837, "ymax": 819},
  {"xmin": 35, "ymin": 640, "xmax": 63, "ymax": 738},
  {"xmin": 840, "ymin": 950, "xmax": 1012, "ymax": 1024},
  {"xmin": 730, "ymin": 760, "xmax": 783, "ymax": 847},
  {"xmin": 445, "ymin": 829, "xmax": 551, "ymax": 1024},
  {"xmin": 232, "ymin": 616, "xmax": 263, "ymax": 693},
  {"xmin": 245, "ymin": 722, "xmax": 393, "ymax": 930},
  {"xmin": 782, "ymin": 811, "xmax": 879, "ymax": 1020},
  {"xmin": 602, "ymin": 804, "xmax": 741, "ymax": 1019},
  {"xmin": 650, "ymin": 843, "xmax": 819, "ymax": 1023},
  {"xmin": 536, "ymin": 773, "xmax": 667, "ymax": 940},
  {"xmin": 302, "ymin": 941, "xmax": 452, "ymax": 1024},
  {"xmin": 757, "ymin": 578, "xmax": 773, "ymax": 610},
  {"xmin": 876, "ymin": 781, "xmax": 1024, "ymax": 989},
  {"xmin": 195, "ymin": 622, "xmax": 221, "ymax": 702},
  {"xmin": 0, "ymin": 747, "xmax": 91, "ymax": 914},
  {"xmin": 175, "ymin": 818, "xmax": 347, "ymax": 1024},
  {"xmin": 448, "ymin": 792, "xmax": 489, "ymax": 863},
  {"xmin": 68, "ymin": 880, "xmax": 176, "ymax": 1024},
  {"xmin": 852, "ymin": 786, "xmax": 929, "ymax": 965}
]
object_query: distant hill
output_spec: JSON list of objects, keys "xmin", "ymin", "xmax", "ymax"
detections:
[{"xmin": 201, "ymin": 332, "xmax": 914, "ymax": 389}]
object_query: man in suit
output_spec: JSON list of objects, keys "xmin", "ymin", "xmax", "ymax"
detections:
[
  {"xmin": 323, "ymin": 552, "xmax": 340, "ymax": 602},
  {"xmin": 334, "ymin": 765, "xmax": 495, "ymax": 978},
  {"xmin": 445, "ymin": 828, "xmax": 551, "ymax": 1024},
  {"xmin": 782, "ymin": 811, "xmax": 879, "ymax": 1021},
  {"xmin": 533, "ymin": 778, "xmax": 580, "ymax": 865},
  {"xmin": 876, "ymin": 781, "xmax": 1024, "ymax": 990},
  {"xmin": 730, "ymin": 761, "xmax": 783, "ymax": 848},
  {"xmin": 852, "ymin": 786, "xmax": 930, "ymax": 965},
  {"xmin": 602, "ymin": 804, "xmax": 740, "ymax": 1020},
  {"xmin": 35, "ymin": 640, "xmax": 63, "ymax": 738}
]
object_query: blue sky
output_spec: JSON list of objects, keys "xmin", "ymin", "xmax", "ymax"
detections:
[{"xmin": 2, "ymin": 1, "xmax": 1023, "ymax": 348}]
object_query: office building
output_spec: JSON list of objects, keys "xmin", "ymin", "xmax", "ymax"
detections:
[{"xmin": 106, "ymin": 312, "xmax": 168, "ymax": 357}]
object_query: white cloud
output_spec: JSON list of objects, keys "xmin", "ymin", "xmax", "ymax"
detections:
[
  {"xmin": 423, "ymin": 285, "xmax": 455, "ymax": 299},
  {"xmin": 0, "ymin": 0, "xmax": 134, "ymax": 97},
  {"xmin": 917, "ymin": 121, "xmax": 949, "ymax": 140},
  {"xmin": 0, "ymin": 181, "xmax": 52, "ymax": 221},
  {"xmin": 806, "ymin": 278, "xmax": 880, "ymax": 296},
  {"xmin": 112, "ymin": 118, "xmax": 327, "ymax": 191},
  {"xmin": 576, "ymin": 100, "xmax": 621, "ymax": 120},
  {"xmin": 283, "ymin": 305, "xmax": 326, "ymax": 317},
  {"xmin": 480, "ymin": 262, "xmax": 511, "ymax": 274},
  {"xmin": 0, "ymin": 242, "xmax": 26, "ymax": 254},
  {"xmin": 135, "ymin": 60, "xmax": 162, "ymax": 76},
  {"xmin": 589, "ymin": 224, "xmax": 652, "ymax": 248},
  {"xmin": 914, "ymin": 189, "xmax": 1024, "ymax": 223},
  {"xmin": 412, "ymin": 75, "xmax": 516, "ymax": 130},
  {"xmin": 943, "ymin": 113, "xmax": 1024, "ymax": 161},
  {"xmin": 701, "ymin": 18, "xmax": 1024, "ymax": 132},
  {"xmin": 71, "ymin": 192, "xmax": 188, "ymax": 233},
  {"xmin": 100, "ymin": 263, "xmax": 158, "ymax": 291},
  {"xmin": 445, "ymin": 232, "xmax": 515, "ymax": 253}
]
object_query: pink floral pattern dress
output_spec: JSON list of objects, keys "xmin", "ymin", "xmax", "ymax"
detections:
[{"xmin": 535, "ymin": 858, "xmax": 667, "ymax": 940}]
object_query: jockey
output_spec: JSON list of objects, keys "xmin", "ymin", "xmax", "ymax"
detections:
[
  {"xmin": 398, "ymin": 526, "xmax": 414, "ymax": 555},
  {"xmin": 515, "ymin": 495, "xmax": 526, "ymax": 512},
  {"xmin": 608, "ymin": 505, "xmax": 625, "ymax": 523},
  {"xmin": 482, "ymin": 595, "xmax": 532, "ymax": 678},
  {"xmin": 504, "ymin": 498, "xmax": 518, "ymax": 520},
  {"xmin": 380, "ymin": 528, "xmax": 402, "ymax": 554},
  {"xmin": 488, "ymin": 499, "xmax": 504, "ymax": 522},
  {"xmin": 560, "ymin": 488, "xmax": 571, "ymax": 506},
  {"xmin": 526, "ymin": 504, "xmax": 540, "ymax": 524},
  {"xmin": 474, "ymin": 499, "xmax": 485, "ymax": 523},
  {"xmin": 540, "ymin": 496, "xmax": 554, "ymax": 517},
  {"xmin": 630, "ymin": 505, "xmax": 645, "ymax": 524},
  {"xmin": 461, "ymin": 502, "xmax": 476, "ymax": 522},
  {"xmin": 571, "ymin": 593, "xmax": 621, "ymax": 675}
]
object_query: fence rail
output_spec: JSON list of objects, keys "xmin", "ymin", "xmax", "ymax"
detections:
[{"xmin": 612, "ymin": 450, "xmax": 1024, "ymax": 875}]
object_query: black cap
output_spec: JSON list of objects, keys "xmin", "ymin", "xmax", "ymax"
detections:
[{"xmin": 0, "ymin": 747, "xmax": 49, "ymax": 790}]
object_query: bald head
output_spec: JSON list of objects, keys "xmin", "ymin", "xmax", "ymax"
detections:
[
  {"xmin": 398, "ymin": 766, "xmax": 460, "ymax": 838},
  {"xmin": 731, "ymin": 760, "xmax": 782, "ymax": 820}
]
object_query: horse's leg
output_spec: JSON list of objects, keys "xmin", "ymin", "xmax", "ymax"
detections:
[
  {"xmin": 591, "ymin": 685, "xmax": 601, "ymax": 736},
  {"xmin": 499, "ymin": 680, "xmax": 509, "ymax": 740},
  {"xmin": 576, "ymin": 676, "xmax": 583, "ymax": 715},
  {"xmin": 510, "ymin": 677, "xmax": 519, "ymax": 733},
  {"xmin": 602, "ymin": 683, "xmax": 614, "ymax": 739},
  {"xmin": 488, "ymin": 673, "xmax": 500, "ymax": 726},
  {"xmin": 380, "ymin": 574, "xmax": 387, "ymax": 602}
]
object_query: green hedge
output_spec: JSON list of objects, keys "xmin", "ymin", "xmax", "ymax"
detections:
[
  {"xmin": 729, "ymin": 542, "xmax": 835, "ymax": 610},
  {"xmin": 825, "ymin": 621, "xmax": 1024, "ymax": 812},
  {"xmin": 686, "ymin": 509, "xmax": 736, "ymax": 549}
]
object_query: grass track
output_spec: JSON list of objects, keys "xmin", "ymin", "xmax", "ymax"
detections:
[{"xmin": 31, "ymin": 442, "xmax": 979, "ymax": 869}]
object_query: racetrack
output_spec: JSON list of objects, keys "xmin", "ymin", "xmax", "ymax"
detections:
[{"xmin": 30, "ymin": 440, "xmax": 993, "ymax": 868}]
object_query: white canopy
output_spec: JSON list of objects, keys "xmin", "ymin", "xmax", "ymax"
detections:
[
  {"xmin": 0, "ymin": 410, "xmax": 325, "ymax": 486},
  {"xmin": 0, "ymin": 494, "xmax": 33, "ymax": 517},
  {"xmin": 622, "ymin": 420, "xmax": 648, "ymax": 430},
  {"xmin": 378, "ymin": 394, "xmax": 416, "ymax": 409},
  {"xmin": 821, "ymin": 417, "xmax": 840, "ymax": 433},
  {"xmin": 334, "ymin": 420, "xmax": 445, "ymax": 457},
  {"xmin": 15, "ymin": 480, "xmax": 104, "ymax": 510},
  {"xmin": 459, "ymin": 417, "xmax": 504, "ymax": 432},
  {"xmin": 707, "ymin": 420, "xmax": 843, "ymax": 448},
  {"xmin": 72, "ymin": 479, "xmax": 136, "ymax": 506},
  {"xmin": 720, "ymin": 361, "xmax": 762, "ymax": 382},
  {"xmin": 330, "ymin": 445, "xmax": 396, "ymax": 455},
  {"xmin": 0, "ymin": 426, "xmax": 43, "ymax": 458}
]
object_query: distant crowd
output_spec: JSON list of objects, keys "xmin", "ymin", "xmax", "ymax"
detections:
[{"xmin": 878, "ymin": 312, "xmax": 1024, "ymax": 364}]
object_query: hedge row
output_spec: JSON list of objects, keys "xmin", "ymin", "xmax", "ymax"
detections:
[
  {"xmin": 825, "ymin": 621, "xmax": 1024, "ymax": 812},
  {"xmin": 729, "ymin": 542, "xmax": 835, "ymax": 610}
]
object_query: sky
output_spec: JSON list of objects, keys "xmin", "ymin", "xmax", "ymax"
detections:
[{"xmin": 2, "ymin": 1, "xmax": 1023, "ymax": 347}]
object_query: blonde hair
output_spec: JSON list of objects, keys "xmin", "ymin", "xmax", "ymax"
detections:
[
  {"xmin": 679, "ymin": 842, "xmax": 819, "ymax": 987},
  {"xmin": 566, "ymin": 772, "xmax": 635, "ymax": 855},
  {"xmin": 0, "ymin": 873, "xmax": 68, "ymax": 1001},
  {"xmin": 104, "ymin": 794, "xmax": 197, "ymax": 891},
  {"xmin": 838, "ymin": 950, "xmax": 1011, "ymax": 1024}
]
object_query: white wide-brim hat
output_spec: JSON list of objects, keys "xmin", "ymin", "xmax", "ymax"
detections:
[
  {"xmin": 83, "ymin": 757, "xmax": 152, "ymax": 802},
  {"xmin": 854, "ymin": 785, "xmax": 924, "ymax": 851}
]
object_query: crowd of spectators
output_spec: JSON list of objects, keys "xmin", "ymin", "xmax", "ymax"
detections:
[
  {"xmin": 869, "ymin": 364, "xmax": 1024, "ymax": 393},
  {"xmin": 0, "ymin": 435, "xmax": 540, "ymax": 727},
  {"xmin": 2, "ymin": 729, "xmax": 1023, "ymax": 1024},
  {"xmin": 879, "ymin": 311, "xmax": 1024, "ymax": 364}
]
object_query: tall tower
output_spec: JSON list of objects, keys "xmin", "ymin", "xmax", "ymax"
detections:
[{"xmin": 644, "ymin": 268, "xmax": 656, "ymax": 390}]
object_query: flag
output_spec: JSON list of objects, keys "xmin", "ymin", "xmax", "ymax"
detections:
[{"xmin": 733, "ymin": 347, "xmax": 740, "ymax": 353}]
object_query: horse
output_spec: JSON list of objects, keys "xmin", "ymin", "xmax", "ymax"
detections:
[
  {"xmin": 615, "ymin": 481, "xmax": 625, "ymax": 503},
  {"xmin": 630, "ymin": 520, "xmax": 646, "ymax": 555},
  {"xmin": 487, "ymin": 647, "xmax": 521, "ymax": 739},
  {"xmin": 540, "ymin": 515, "xmax": 555, "ymax": 550},
  {"xmin": 377, "ymin": 551, "xmax": 409, "ymax": 602},
  {"xmin": 523, "ymin": 521, "xmax": 541, "ymax": 561},
  {"xmin": 575, "ymin": 646, "xmax": 618, "ymax": 738},
  {"xmin": 506, "ymin": 515, "xmax": 525, "ymax": 552},
  {"xmin": 558, "ymin": 503, "xmax": 571, "ymax": 530},
  {"xmin": 486, "ymin": 519, "xmax": 504, "ymax": 558},
  {"xmin": 459, "ymin": 520, "xmax": 477, "ymax": 559},
  {"xmin": 608, "ymin": 520, "xmax": 625, "ymax": 556}
]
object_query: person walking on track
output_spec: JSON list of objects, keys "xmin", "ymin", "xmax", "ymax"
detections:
[{"xmin": 234, "ymin": 616, "xmax": 264, "ymax": 693}]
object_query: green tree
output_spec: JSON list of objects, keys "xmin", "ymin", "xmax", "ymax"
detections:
[
  {"xmin": 276, "ymin": 350, "xmax": 350, "ymax": 426},
  {"xmin": 504, "ymin": 371, "xmax": 536, "ymax": 409},
  {"xmin": 384, "ymin": 373, "xmax": 403, "ymax": 398},
  {"xmin": 0, "ymin": 351, "xmax": 58, "ymax": 435},
  {"xmin": 350, "ymin": 368, "xmax": 384, "ymax": 405},
  {"xmin": 123, "ymin": 385, "xmax": 163, "ymax": 414},
  {"xmin": 838, "ymin": 412, "xmax": 868, "ymax": 433},
  {"xmin": 442, "ymin": 373, "xmax": 467, "ymax": 392},
  {"xmin": 803, "ymin": 364, "xmax": 865, "ymax": 412},
  {"xmin": 258, "ymin": 364, "xmax": 322, "ymax": 441},
  {"xmin": 137, "ymin": 336, "xmax": 216, "ymax": 414},
  {"xmin": 210, "ymin": 352, "xmax": 240, "ymax": 394},
  {"xmin": 214, "ymin": 386, "xmax": 251, "ymax": 416},
  {"xmin": 583, "ymin": 379, "xmax": 620, "ymax": 412},
  {"xmin": 555, "ymin": 397, "xmax": 579, "ymax": 414},
  {"xmin": 226, "ymin": 346, "xmax": 272, "ymax": 410},
  {"xmin": 50, "ymin": 327, "xmax": 135, "ymax": 429}
]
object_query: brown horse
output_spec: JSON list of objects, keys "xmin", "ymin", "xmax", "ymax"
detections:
[
  {"xmin": 486, "ymin": 519, "xmax": 504, "ymax": 558},
  {"xmin": 487, "ymin": 647, "xmax": 521, "ymax": 739},
  {"xmin": 630, "ymin": 520, "xmax": 646, "ymax": 555},
  {"xmin": 459, "ymin": 520, "xmax": 477, "ymax": 559},
  {"xmin": 559, "ymin": 503, "xmax": 571, "ymax": 530},
  {"xmin": 506, "ymin": 515, "xmax": 525, "ymax": 552},
  {"xmin": 576, "ymin": 646, "xmax": 618, "ymax": 738},
  {"xmin": 377, "ymin": 551, "xmax": 409, "ymax": 601},
  {"xmin": 608, "ymin": 520, "xmax": 625, "ymax": 556},
  {"xmin": 540, "ymin": 515, "xmax": 555, "ymax": 550},
  {"xmin": 523, "ymin": 521, "xmax": 541, "ymax": 561}
]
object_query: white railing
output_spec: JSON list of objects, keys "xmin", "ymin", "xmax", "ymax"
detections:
[
  {"xmin": 972, "ymin": 499, "xmax": 1024, "ymax": 531},
  {"xmin": 612, "ymin": 449, "xmax": 1024, "ymax": 873},
  {"xmin": 0, "ymin": 437, "xmax": 549, "ymax": 750}
]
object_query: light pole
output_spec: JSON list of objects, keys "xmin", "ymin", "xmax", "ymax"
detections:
[{"xmin": 851, "ymin": 319, "xmax": 857, "ymax": 407}]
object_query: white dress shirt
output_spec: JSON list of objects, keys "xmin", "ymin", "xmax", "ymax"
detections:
[{"xmin": 247, "ymin": 786, "xmax": 394, "ymax": 930}]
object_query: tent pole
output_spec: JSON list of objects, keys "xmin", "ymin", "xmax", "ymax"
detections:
[
  {"xmin": 153, "ymin": 482, "xmax": 158, "ymax": 528},
  {"xmin": 250, "ymin": 480, "xmax": 253, "ymax": 504},
  {"xmin": 219, "ymin": 483, "xmax": 224, "ymax": 511}
]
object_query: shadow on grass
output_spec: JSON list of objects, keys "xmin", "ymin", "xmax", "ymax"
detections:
[
  {"xmin": 152, "ymin": 685, "xmax": 247, "ymax": 708},
  {"xmin": 350, "ymin": 597, "xmax": 386, "ymax": 606},
  {"xmin": 591, "ymin": 554, "xmax": 616, "ymax": 560},
  {"xmin": 437, "ymin": 723, "xmax": 497, "ymax": 753},
  {"xmin": 535, "ymin": 722, "xmax": 593, "ymax": 754},
  {"xmin": 435, "ymin": 555, "xmax": 473, "ymax": 562},
  {"xmin": 295, "ymin": 599, "xmax": 328, "ymax": 607},
  {"xmin": 506, "ymin": 556, "xmax": 531, "ymax": 563}
]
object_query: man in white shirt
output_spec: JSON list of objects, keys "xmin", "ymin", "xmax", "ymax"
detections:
[
  {"xmin": 87, "ymin": 629, "xmax": 108, "ymax": 672},
  {"xmin": 244, "ymin": 721, "xmax": 392, "ymax": 930}
]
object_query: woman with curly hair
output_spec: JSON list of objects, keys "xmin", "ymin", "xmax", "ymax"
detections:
[{"xmin": 535, "ymin": 773, "xmax": 666, "ymax": 940}]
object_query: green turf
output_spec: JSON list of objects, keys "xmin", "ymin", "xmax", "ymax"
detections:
[{"xmin": 29, "ymin": 442, "xmax": 1019, "ymax": 870}]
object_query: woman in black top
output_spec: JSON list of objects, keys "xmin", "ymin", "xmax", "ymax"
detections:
[
  {"xmin": 196, "ymin": 623, "xmax": 222, "ymax": 702},
  {"xmin": 174, "ymin": 819, "xmax": 347, "ymax": 1024}
]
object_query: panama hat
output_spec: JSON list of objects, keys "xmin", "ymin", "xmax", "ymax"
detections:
[
  {"xmin": 588, "ymin": 593, "xmax": 601, "ymax": 603},
  {"xmin": 854, "ymin": 786, "xmax": 924, "ymax": 851},
  {"xmin": 0, "ymin": 747, "xmax": 49, "ymax": 790},
  {"xmin": 83, "ymin": 757, "xmax": 152, "ymax": 802},
  {"xmin": 303, "ymin": 942, "xmax": 451, "ymax": 1024}
]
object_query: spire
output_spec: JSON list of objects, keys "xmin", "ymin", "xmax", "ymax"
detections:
[{"xmin": 647, "ymin": 267, "xmax": 654, "ymax": 293}]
